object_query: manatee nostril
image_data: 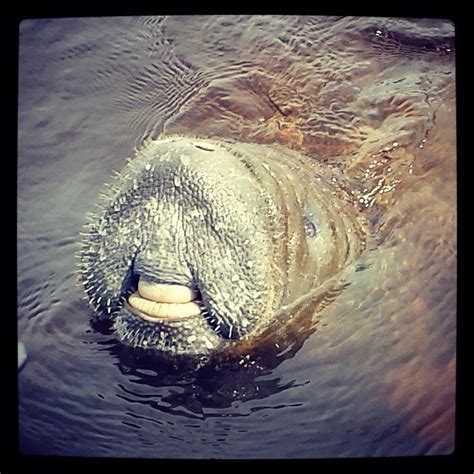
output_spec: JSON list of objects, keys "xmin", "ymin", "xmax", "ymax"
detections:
[{"xmin": 192, "ymin": 141, "xmax": 216, "ymax": 152}]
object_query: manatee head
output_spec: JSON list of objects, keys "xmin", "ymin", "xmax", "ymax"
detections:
[{"xmin": 78, "ymin": 136, "xmax": 364, "ymax": 357}]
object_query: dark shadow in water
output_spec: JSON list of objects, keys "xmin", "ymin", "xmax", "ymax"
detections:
[
  {"xmin": 89, "ymin": 279, "xmax": 349, "ymax": 419},
  {"xmin": 90, "ymin": 323, "xmax": 312, "ymax": 418}
]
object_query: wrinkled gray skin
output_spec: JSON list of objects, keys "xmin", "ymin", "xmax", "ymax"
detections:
[{"xmin": 78, "ymin": 135, "xmax": 364, "ymax": 356}]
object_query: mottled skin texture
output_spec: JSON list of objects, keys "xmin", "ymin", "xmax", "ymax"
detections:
[{"xmin": 78, "ymin": 135, "xmax": 365, "ymax": 356}]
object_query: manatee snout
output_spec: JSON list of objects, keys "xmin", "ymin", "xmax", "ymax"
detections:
[{"xmin": 78, "ymin": 136, "xmax": 363, "ymax": 356}]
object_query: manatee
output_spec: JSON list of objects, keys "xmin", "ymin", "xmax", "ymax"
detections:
[{"xmin": 78, "ymin": 135, "xmax": 366, "ymax": 356}]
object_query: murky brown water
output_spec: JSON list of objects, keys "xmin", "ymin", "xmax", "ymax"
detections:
[{"xmin": 17, "ymin": 16, "xmax": 456, "ymax": 458}]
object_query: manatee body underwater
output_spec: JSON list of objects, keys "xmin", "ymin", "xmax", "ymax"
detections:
[{"xmin": 78, "ymin": 135, "xmax": 366, "ymax": 356}]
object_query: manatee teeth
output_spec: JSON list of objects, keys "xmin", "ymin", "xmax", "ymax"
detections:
[{"xmin": 138, "ymin": 280, "xmax": 198, "ymax": 303}]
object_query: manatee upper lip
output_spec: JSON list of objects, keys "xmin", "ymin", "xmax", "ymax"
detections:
[{"xmin": 136, "ymin": 280, "xmax": 199, "ymax": 303}]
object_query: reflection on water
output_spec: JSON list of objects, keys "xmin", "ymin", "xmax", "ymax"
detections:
[{"xmin": 18, "ymin": 16, "xmax": 456, "ymax": 458}]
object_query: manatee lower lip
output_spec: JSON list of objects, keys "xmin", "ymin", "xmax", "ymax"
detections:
[{"xmin": 127, "ymin": 280, "xmax": 202, "ymax": 323}]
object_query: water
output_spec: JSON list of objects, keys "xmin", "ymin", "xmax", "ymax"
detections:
[{"xmin": 17, "ymin": 16, "xmax": 456, "ymax": 458}]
